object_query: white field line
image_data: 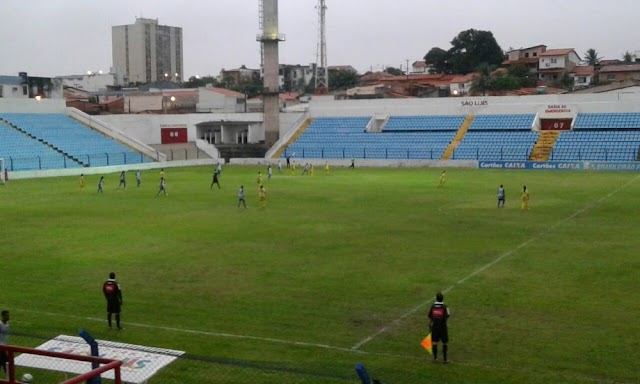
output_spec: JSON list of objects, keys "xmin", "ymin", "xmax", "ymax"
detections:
[{"xmin": 350, "ymin": 174, "xmax": 640, "ymax": 351}]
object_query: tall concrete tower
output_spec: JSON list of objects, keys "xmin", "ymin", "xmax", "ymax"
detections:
[
  {"xmin": 315, "ymin": 0, "xmax": 329, "ymax": 93},
  {"xmin": 257, "ymin": 0, "xmax": 285, "ymax": 147}
]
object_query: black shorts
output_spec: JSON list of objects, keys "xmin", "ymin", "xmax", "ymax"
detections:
[
  {"xmin": 431, "ymin": 326, "xmax": 449, "ymax": 343},
  {"xmin": 107, "ymin": 300, "xmax": 121, "ymax": 314},
  {"xmin": 0, "ymin": 350, "xmax": 7, "ymax": 367}
]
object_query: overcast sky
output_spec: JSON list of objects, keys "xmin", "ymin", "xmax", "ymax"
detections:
[{"xmin": 0, "ymin": 0, "xmax": 638, "ymax": 78}]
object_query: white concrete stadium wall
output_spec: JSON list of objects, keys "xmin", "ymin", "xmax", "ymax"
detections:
[
  {"xmin": 96, "ymin": 113, "xmax": 263, "ymax": 145},
  {"xmin": 0, "ymin": 98, "xmax": 66, "ymax": 113},
  {"xmin": 308, "ymin": 93, "xmax": 640, "ymax": 117}
]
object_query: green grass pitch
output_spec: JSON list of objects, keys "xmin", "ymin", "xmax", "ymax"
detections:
[{"xmin": 1, "ymin": 166, "xmax": 640, "ymax": 383}]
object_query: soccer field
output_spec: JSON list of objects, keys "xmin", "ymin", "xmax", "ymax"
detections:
[{"xmin": 1, "ymin": 166, "xmax": 639, "ymax": 384}]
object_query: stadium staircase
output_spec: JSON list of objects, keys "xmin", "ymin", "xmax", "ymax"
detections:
[
  {"xmin": 441, "ymin": 115, "xmax": 474, "ymax": 160},
  {"xmin": 529, "ymin": 131, "xmax": 560, "ymax": 161},
  {"xmin": 0, "ymin": 117, "xmax": 86, "ymax": 167},
  {"xmin": 272, "ymin": 118, "xmax": 314, "ymax": 159}
]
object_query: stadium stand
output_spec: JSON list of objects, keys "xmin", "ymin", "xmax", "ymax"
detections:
[
  {"xmin": 283, "ymin": 116, "xmax": 460, "ymax": 160},
  {"xmin": 550, "ymin": 113, "xmax": 640, "ymax": 161},
  {"xmin": 452, "ymin": 114, "xmax": 537, "ymax": 160},
  {"xmin": 0, "ymin": 113, "xmax": 152, "ymax": 169},
  {"xmin": 0, "ymin": 122, "xmax": 78, "ymax": 171}
]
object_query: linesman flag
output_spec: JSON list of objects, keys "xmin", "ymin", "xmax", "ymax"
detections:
[{"xmin": 421, "ymin": 333, "xmax": 433, "ymax": 355}]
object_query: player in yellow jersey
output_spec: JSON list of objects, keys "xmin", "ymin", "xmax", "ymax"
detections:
[
  {"xmin": 290, "ymin": 161, "xmax": 296, "ymax": 176},
  {"xmin": 159, "ymin": 169, "xmax": 165, "ymax": 180},
  {"xmin": 259, "ymin": 184, "xmax": 267, "ymax": 208},
  {"xmin": 310, "ymin": 164, "xmax": 315, "ymax": 176},
  {"xmin": 79, "ymin": 174, "xmax": 84, "ymax": 192},
  {"xmin": 324, "ymin": 161, "xmax": 330, "ymax": 174},
  {"xmin": 438, "ymin": 170, "xmax": 446, "ymax": 187},
  {"xmin": 521, "ymin": 186, "xmax": 529, "ymax": 210},
  {"xmin": 257, "ymin": 171, "xmax": 263, "ymax": 185}
]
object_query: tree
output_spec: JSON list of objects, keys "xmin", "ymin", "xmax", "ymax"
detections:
[
  {"xmin": 507, "ymin": 64, "xmax": 536, "ymax": 88},
  {"xmin": 424, "ymin": 47, "xmax": 450, "ymax": 74},
  {"xmin": 623, "ymin": 51, "xmax": 636, "ymax": 63},
  {"xmin": 384, "ymin": 67, "xmax": 404, "ymax": 76},
  {"xmin": 329, "ymin": 70, "xmax": 358, "ymax": 91},
  {"xmin": 183, "ymin": 76, "xmax": 218, "ymax": 88},
  {"xmin": 447, "ymin": 29, "xmax": 505, "ymax": 74},
  {"xmin": 470, "ymin": 63, "xmax": 494, "ymax": 96},
  {"xmin": 552, "ymin": 71, "xmax": 575, "ymax": 90},
  {"xmin": 583, "ymin": 48, "xmax": 602, "ymax": 66}
]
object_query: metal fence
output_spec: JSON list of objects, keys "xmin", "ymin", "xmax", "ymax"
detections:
[
  {"xmin": 3, "ymin": 152, "xmax": 154, "ymax": 172},
  {"xmin": 283, "ymin": 147, "xmax": 640, "ymax": 162}
]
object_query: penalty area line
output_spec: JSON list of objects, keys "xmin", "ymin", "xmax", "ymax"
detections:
[{"xmin": 351, "ymin": 174, "xmax": 640, "ymax": 351}]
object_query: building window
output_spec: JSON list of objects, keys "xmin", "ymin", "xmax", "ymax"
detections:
[
  {"xmin": 607, "ymin": 74, "xmax": 616, "ymax": 81},
  {"xmin": 533, "ymin": 52, "xmax": 537, "ymax": 57},
  {"xmin": 577, "ymin": 76, "xmax": 587, "ymax": 84},
  {"xmin": 525, "ymin": 52, "xmax": 529, "ymax": 58},
  {"xmin": 551, "ymin": 58, "xmax": 558, "ymax": 64}
]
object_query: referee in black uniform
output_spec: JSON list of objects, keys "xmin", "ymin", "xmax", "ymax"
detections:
[
  {"xmin": 103, "ymin": 272, "xmax": 123, "ymax": 330},
  {"xmin": 428, "ymin": 292, "xmax": 450, "ymax": 363}
]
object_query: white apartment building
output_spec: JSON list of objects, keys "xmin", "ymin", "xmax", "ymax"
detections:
[{"xmin": 112, "ymin": 18, "xmax": 183, "ymax": 85}]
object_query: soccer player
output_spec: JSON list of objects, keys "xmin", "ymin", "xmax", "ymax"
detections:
[
  {"xmin": 498, "ymin": 185, "xmax": 506, "ymax": 208},
  {"xmin": 103, "ymin": 273, "xmax": 123, "ymax": 330},
  {"xmin": 159, "ymin": 168, "xmax": 165, "ymax": 180},
  {"xmin": 0, "ymin": 310, "xmax": 9, "ymax": 375},
  {"xmin": 268, "ymin": 164, "xmax": 273, "ymax": 180},
  {"xmin": 257, "ymin": 171, "xmax": 263, "ymax": 185},
  {"xmin": 428, "ymin": 292, "xmax": 450, "ymax": 363},
  {"xmin": 290, "ymin": 162, "xmax": 296, "ymax": 176},
  {"xmin": 286, "ymin": 155, "xmax": 291, "ymax": 168},
  {"xmin": 349, "ymin": 157, "xmax": 355, "ymax": 169},
  {"xmin": 135, "ymin": 171, "xmax": 141, "ymax": 187},
  {"xmin": 438, "ymin": 170, "xmax": 446, "ymax": 187},
  {"xmin": 278, "ymin": 160, "xmax": 283, "ymax": 173},
  {"xmin": 217, "ymin": 162, "xmax": 222, "ymax": 175},
  {"xmin": 157, "ymin": 177, "xmax": 168, "ymax": 196},
  {"xmin": 521, "ymin": 186, "xmax": 529, "ymax": 210},
  {"xmin": 118, "ymin": 171, "xmax": 126, "ymax": 190},
  {"xmin": 259, "ymin": 184, "xmax": 267, "ymax": 208},
  {"xmin": 97, "ymin": 176, "xmax": 104, "ymax": 193},
  {"xmin": 210, "ymin": 170, "xmax": 221, "ymax": 189},
  {"xmin": 301, "ymin": 163, "xmax": 309, "ymax": 176},
  {"xmin": 238, "ymin": 185, "xmax": 247, "ymax": 208},
  {"xmin": 79, "ymin": 174, "xmax": 84, "ymax": 192},
  {"xmin": 310, "ymin": 164, "xmax": 315, "ymax": 176},
  {"xmin": 324, "ymin": 161, "xmax": 330, "ymax": 175}
]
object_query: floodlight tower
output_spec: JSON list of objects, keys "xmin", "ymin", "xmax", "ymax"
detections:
[
  {"xmin": 257, "ymin": 0, "xmax": 285, "ymax": 146},
  {"xmin": 314, "ymin": 0, "xmax": 329, "ymax": 94}
]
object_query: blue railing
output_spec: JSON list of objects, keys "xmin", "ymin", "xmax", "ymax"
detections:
[{"xmin": 3, "ymin": 151, "xmax": 151, "ymax": 171}]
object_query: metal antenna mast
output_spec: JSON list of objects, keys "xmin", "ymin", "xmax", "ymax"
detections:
[
  {"xmin": 314, "ymin": 0, "xmax": 328, "ymax": 93},
  {"xmin": 258, "ymin": 0, "xmax": 264, "ymax": 67}
]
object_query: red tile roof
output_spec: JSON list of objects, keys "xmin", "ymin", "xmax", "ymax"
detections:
[
  {"xmin": 571, "ymin": 66, "xmax": 594, "ymax": 76},
  {"xmin": 279, "ymin": 92, "xmax": 300, "ymax": 101},
  {"xmin": 412, "ymin": 61, "xmax": 427, "ymax": 68},
  {"xmin": 450, "ymin": 73, "xmax": 478, "ymax": 83},
  {"xmin": 540, "ymin": 49, "xmax": 575, "ymax": 57},
  {"xmin": 599, "ymin": 64, "xmax": 640, "ymax": 73},
  {"xmin": 203, "ymin": 87, "xmax": 245, "ymax": 97}
]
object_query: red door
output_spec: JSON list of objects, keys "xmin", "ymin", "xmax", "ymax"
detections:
[
  {"xmin": 161, "ymin": 128, "xmax": 188, "ymax": 144},
  {"xmin": 540, "ymin": 119, "xmax": 573, "ymax": 131}
]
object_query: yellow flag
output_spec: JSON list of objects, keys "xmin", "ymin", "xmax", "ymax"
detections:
[{"xmin": 421, "ymin": 333, "xmax": 433, "ymax": 355}]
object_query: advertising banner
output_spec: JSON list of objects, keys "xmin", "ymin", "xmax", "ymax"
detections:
[{"xmin": 14, "ymin": 335, "xmax": 185, "ymax": 384}]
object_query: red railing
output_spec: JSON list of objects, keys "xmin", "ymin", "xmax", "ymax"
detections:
[{"xmin": 0, "ymin": 345, "xmax": 122, "ymax": 384}]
